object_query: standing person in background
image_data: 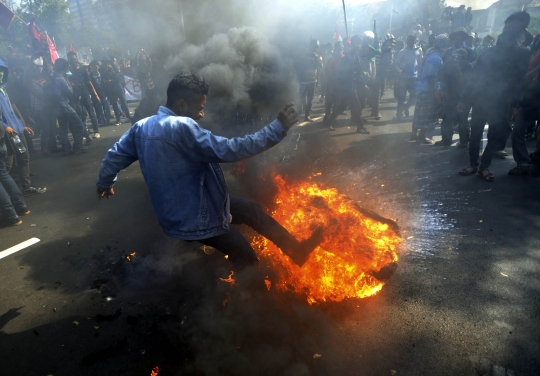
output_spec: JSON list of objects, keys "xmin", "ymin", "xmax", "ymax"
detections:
[
  {"xmin": 443, "ymin": 28, "xmax": 476, "ymax": 63},
  {"xmin": 395, "ymin": 35, "xmax": 423, "ymax": 120},
  {"xmin": 67, "ymin": 52, "xmax": 101, "ymax": 139},
  {"xmin": 103, "ymin": 59, "xmax": 133, "ymax": 126},
  {"xmin": 411, "ymin": 34, "xmax": 449, "ymax": 144},
  {"xmin": 450, "ymin": 5, "xmax": 467, "ymax": 31},
  {"xmin": 136, "ymin": 49, "xmax": 154, "ymax": 99},
  {"xmin": 322, "ymin": 41, "xmax": 344, "ymax": 124},
  {"xmin": 0, "ymin": 120, "xmax": 30, "ymax": 227},
  {"xmin": 508, "ymin": 35, "xmax": 540, "ymax": 175},
  {"xmin": 24, "ymin": 55, "xmax": 52, "ymax": 156},
  {"xmin": 376, "ymin": 34, "xmax": 397, "ymax": 100},
  {"xmin": 89, "ymin": 60, "xmax": 111, "ymax": 127},
  {"xmin": 0, "ymin": 59, "xmax": 46, "ymax": 195},
  {"xmin": 296, "ymin": 39, "xmax": 322, "ymax": 122},
  {"xmin": 459, "ymin": 12, "xmax": 531, "ymax": 182},
  {"xmin": 52, "ymin": 58, "xmax": 87, "ymax": 156},
  {"xmin": 438, "ymin": 48, "xmax": 473, "ymax": 146},
  {"xmin": 465, "ymin": 7, "xmax": 473, "ymax": 28}
]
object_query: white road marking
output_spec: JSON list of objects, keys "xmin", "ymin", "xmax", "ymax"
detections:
[{"xmin": 0, "ymin": 238, "xmax": 40, "ymax": 260}]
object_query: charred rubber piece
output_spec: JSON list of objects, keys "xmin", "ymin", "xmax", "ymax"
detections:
[{"xmin": 370, "ymin": 262, "xmax": 398, "ymax": 282}]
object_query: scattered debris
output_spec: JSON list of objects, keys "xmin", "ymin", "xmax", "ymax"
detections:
[
  {"xmin": 30, "ymin": 224, "xmax": 36, "ymax": 227},
  {"xmin": 93, "ymin": 326, "xmax": 100, "ymax": 330},
  {"xmin": 18, "ymin": 266, "xmax": 24, "ymax": 270},
  {"xmin": 313, "ymin": 354, "xmax": 322, "ymax": 358},
  {"xmin": 201, "ymin": 245, "xmax": 215, "ymax": 254},
  {"xmin": 219, "ymin": 271, "xmax": 235, "ymax": 284},
  {"xmin": 105, "ymin": 297, "xmax": 115, "ymax": 302},
  {"xmin": 500, "ymin": 272, "xmax": 508, "ymax": 277},
  {"xmin": 72, "ymin": 321, "xmax": 79, "ymax": 326}
]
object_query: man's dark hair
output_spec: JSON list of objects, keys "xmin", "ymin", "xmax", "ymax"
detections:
[
  {"xmin": 166, "ymin": 73, "xmax": 209, "ymax": 107},
  {"xmin": 54, "ymin": 58, "xmax": 69, "ymax": 72}
]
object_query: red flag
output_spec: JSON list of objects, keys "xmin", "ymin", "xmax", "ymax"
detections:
[
  {"xmin": 46, "ymin": 35, "xmax": 59, "ymax": 63},
  {"xmin": 0, "ymin": 2, "xmax": 15, "ymax": 30},
  {"xmin": 334, "ymin": 28, "xmax": 342, "ymax": 42},
  {"xmin": 70, "ymin": 44, "xmax": 75, "ymax": 52}
]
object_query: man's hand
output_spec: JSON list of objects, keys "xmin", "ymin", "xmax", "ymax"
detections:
[
  {"xmin": 277, "ymin": 103, "xmax": 299, "ymax": 131},
  {"xmin": 24, "ymin": 126, "xmax": 34, "ymax": 136},
  {"xmin": 5, "ymin": 126, "xmax": 17, "ymax": 136},
  {"xmin": 97, "ymin": 187, "xmax": 115, "ymax": 200}
]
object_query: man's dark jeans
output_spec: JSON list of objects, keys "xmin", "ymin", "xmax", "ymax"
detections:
[
  {"xmin": 441, "ymin": 97, "xmax": 470, "ymax": 144},
  {"xmin": 77, "ymin": 95, "xmax": 99, "ymax": 132},
  {"xmin": 0, "ymin": 149, "xmax": 26, "ymax": 220},
  {"xmin": 299, "ymin": 82, "xmax": 316, "ymax": 118},
  {"xmin": 57, "ymin": 112, "xmax": 84, "ymax": 155},
  {"xmin": 199, "ymin": 195, "xmax": 301, "ymax": 271},
  {"xmin": 106, "ymin": 84, "xmax": 132, "ymax": 123},
  {"xmin": 396, "ymin": 77, "xmax": 417, "ymax": 116},
  {"xmin": 34, "ymin": 109, "xmax": 57, "ymax": 151},
  {"xmin": 5, "ymin": 135, "xmax": 31, "ymax": 191},
  {"xmin": 468, "ymin": 102, "xmax": 512, "ymax": 170}
]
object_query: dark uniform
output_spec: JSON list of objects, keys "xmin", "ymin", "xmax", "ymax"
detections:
[{"xmin": 297, "ymin": 40, "xmax": 323, "ymax": 121}]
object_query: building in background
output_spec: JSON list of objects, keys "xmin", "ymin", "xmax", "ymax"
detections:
[{"xmin": 471, "ymin": 0, "xmax": 540, "ymax": 36}]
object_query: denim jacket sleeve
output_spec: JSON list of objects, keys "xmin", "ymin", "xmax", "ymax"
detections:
[
  {"xmin": 96, "ymin": 127, "xmax": 139, "ymax": 189},
  {"xmin": 179, "ymin": 118, "xmax": 288, "ymax": 163}
]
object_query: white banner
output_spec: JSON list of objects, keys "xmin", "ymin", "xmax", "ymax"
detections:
[{"xmin": 124, "ymin": 75, "xmax": 142, "ymax": 101}]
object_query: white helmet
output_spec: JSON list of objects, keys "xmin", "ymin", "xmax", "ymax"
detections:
[{"xmin": 361, "ymin": 30, "xmax": 375, "ymax": 40}]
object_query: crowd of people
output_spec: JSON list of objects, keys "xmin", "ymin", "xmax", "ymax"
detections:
[
  {"xmin": 2, "ymin": 6, "xmax": 540, "ymax": 229},
  {"xmin": 298, "ymin": 8, "xmax": 540, "ymax": 183},
  {"xmin": 0, "ymin": 46, "xmax": 160, "ymax": 227}
]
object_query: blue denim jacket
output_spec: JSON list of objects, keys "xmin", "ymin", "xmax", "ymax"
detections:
[{"xmin": 97, "ymin": 106, "xmax": 287, "ymax": 240}]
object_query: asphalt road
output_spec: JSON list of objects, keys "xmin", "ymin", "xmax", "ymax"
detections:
[{"xmin": 0, "ymin": 96, "xmax": 539, "ymax": 376}]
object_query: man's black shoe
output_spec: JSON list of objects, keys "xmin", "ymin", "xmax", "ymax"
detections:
[
  {"xmin": 16, "ymin": 207, "xmax": 30, "ymax": 216},
  {"xmin": 290, "ymin": 227, "xmax": 325, "ymax": 267}
]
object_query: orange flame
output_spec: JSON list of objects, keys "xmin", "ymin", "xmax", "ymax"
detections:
[
  {"xmin": 219, "ymin": 271, "xmax": 235, "ymax": 284},
  {"xmin": 252, "ymin": 175, "xmax": 401, "ymax": 304},
  {"xmin": 125, "ymin": 252, "xmax": 137, "ymax": 262},
  {"xmin": 150, "ymin": 366, "xmax": 160, "ymax": 376}
]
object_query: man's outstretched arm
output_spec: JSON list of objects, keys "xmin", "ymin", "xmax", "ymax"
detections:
[
  {"xmin": 96, "ymin": 128, "xmax": 138, "ymax": 199},
  {"xmin": 180, "ymin": 103, "xmax": 298, "ymax": 164}
]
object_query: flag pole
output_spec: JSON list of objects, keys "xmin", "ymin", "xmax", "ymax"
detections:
[{"xmin": 342, "ymin": 0, "xmax": 349, "ymax": 39}]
